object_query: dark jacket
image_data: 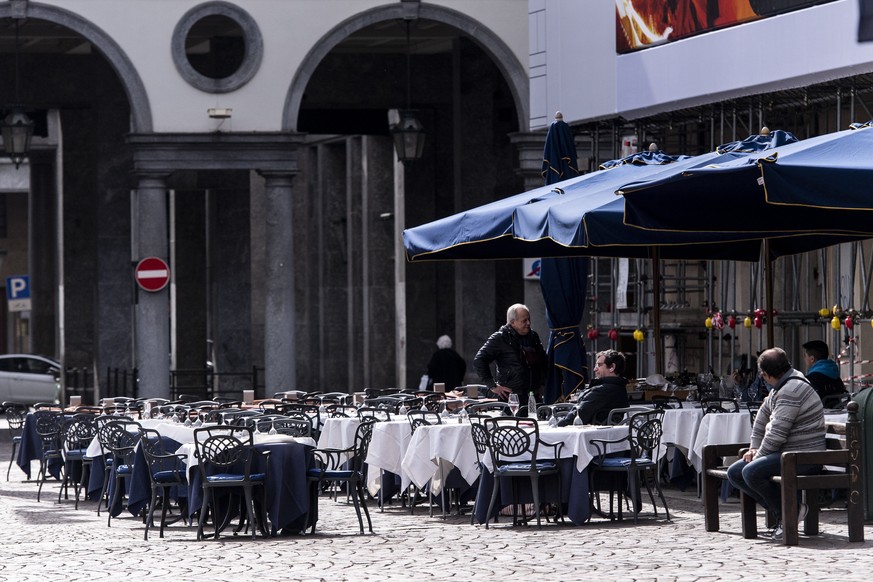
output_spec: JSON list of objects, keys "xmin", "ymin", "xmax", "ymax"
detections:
[
  {"xmin": 805, "ymin": 359, "xmax": 847, "ymax": 400},
  {"xmin": 427, "ymin": 348, "xmax": 466, "ymax": 391},
  {"xmin": 558, "ymin": 376, "xmax": 629, "ymax": 426},
  {"xmin": 473, "ymin": 324, "xmax": 547, "ymax": 399}
]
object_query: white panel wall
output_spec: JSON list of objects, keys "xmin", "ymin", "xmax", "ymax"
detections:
[
  {"xmin": 533, "ymin": 0, "xmax": 873, "ymax": 127},
  {"xmin": 40, "ymin": 0, "xmax": 529, "ymax": 133}
]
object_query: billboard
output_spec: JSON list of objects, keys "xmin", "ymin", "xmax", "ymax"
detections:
[{"xmin": 616, "ymin": 0, "xmax": 839, "ymax": 53}]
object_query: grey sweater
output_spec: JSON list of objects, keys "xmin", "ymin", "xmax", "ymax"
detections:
[{"xmin": 750, "ymin": 369, "xmax": 825, "ymax": 459}]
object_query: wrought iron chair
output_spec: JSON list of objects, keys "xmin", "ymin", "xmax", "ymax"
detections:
[
  {"xmin": 3, "ymin": 402, "xmax": 28, "ymax": 481},
  {"xmin": 104, "ymin": 420, "xmax": 142, "ymax": 526},
  {"xmin": 137, "ymin": 427, "xmax": 188, "ymax": 540},
  {"xmin": 651, "ymin": 395, "xmax": 684, "ymax": 410},
  {"xmin": 465, "ymin": 401, "xmax": 512, "ymax": 416},
  {"xmin": 483, "ymin": 417, "xmax": 563, "ymax": 529},
  {"xmin": 59, "ymin": 413, "xmax": 98, "ymax": 508},
  {"xmin": 405, "ymin": 410, "xmax": 443, "ymax": 516},
  {"xmin": 193, "ymin": 425, "xmax": 271, "ymax": 540},
  {"xmin": 589, "ymin": 409, "xmax": 670, "ymax": 523},
  {"xmin": 270, "ymin": 417, "xmax": 312, "ymax": 438},
  {"xmin": 468, "ymin": 414, "xmax": 491, "ymax": 524},
  {"xmin": 700, "ymin": 398, "xmax": 740, "ymax": 414},
  {"xmin": 33, "ymin": 410, "xmax": 64, "ymax": 503},
  {"xmin": 307, "ymin": 417, "xmax": 376, "ymax": 535}
]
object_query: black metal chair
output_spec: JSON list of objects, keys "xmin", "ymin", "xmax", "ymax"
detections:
[
  {"xmin": 4, "ymin": 402, "xmax": 28, "ymax": 481},
  {"xmin": 59, "ymin": 413, "xmax": 98, "ymax": 508},
  {"xmin": 405, "ymin": 410, "xmax": 444, "ymax": 516},
  {"xmin": 307, "ymin": 417, "xmax": 376, "ymax": 534},
  {"xmin": 270, "ymin": 417, "xmax": 312, "ymax": 438},
  {"xmin": 33, "ymin": 410, "xmax": 64, "ymax": 503},
  {"xmin": 589, "ymin": 409, "xmax": 670, "ymax": 523},
  {"xmin": 104, "ymin": 420, "xmax": 141, "ymax": 526},
  {"xmin": 324, "ymin": 404, "xmax": 357, "ymax": 418},
  {"xmin": 137, "ymin": 427, "xmax": 188, "ymax": 540},
  {"xmin": 193, "ymin": 425, "xmax": 271, "ymax": 540},
  {"xmin": 468, "ymin": 414, "xmax": 491, "ymax": 525},
  {"xmin": 483, "ymin": 417, "xmax": 563, "ymax": 529},
  {"xmin": 746, "ymin": 402, "xmax": 760, "ymax": 427},
  {"xmin": 357, "ymin": 407, "xmax": 392, "ymax": 421}
]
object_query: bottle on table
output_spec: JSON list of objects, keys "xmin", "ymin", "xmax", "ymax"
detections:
[{"xmin": 528, "ymin": 391, "xmax": 537, "ymax": 419}]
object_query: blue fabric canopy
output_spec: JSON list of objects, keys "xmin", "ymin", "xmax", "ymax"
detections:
[
  {"xmin": 539, "ymin": 117, "xmax": 587, "ymax": 404},
  {"xmin": 620, "ymin": 123, "xmax": 873, "ymax": 234}
]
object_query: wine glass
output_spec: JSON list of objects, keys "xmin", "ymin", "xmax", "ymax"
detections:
[
  {"xmin": 748, "ymin": 383, "xmax": 759, "ymax": 403},
  {"xmin": 508, "ymin": 393, "xmax": 520, "ymax": 416},
  {"xmin": 269, "ymin": 419, "xmax": 277, "ymax": 435}
]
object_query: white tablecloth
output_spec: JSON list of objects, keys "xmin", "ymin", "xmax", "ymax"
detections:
[
  {"xmin": 84, "ymin": 419, "xmax": 199, "ymax": 458},
  {"xmin": 660, "ymin": 406, "xmax": 704, "ymax": 457},
  {"xmin": 317, "ymin": 417, "xmax": 361, "ymax": 450},
  {"xmin": 689, "ymin": 411, "xmax": 751, "ymax": 471},
  {"xmin": 401, "ymin": 422, "xmax": 479, "ymax": 494},
  {"xmin": 365, "ymin": 420, "xmax": 413, "ymax": 494}
]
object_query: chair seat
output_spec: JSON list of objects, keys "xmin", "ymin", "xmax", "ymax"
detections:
[
  {"xmin": 65, "ymin": 449, "xmax": 88, "ymax": 459},
  {"xmin": 598, "ymin": 457, "xmax": 657, "ymax": 468},
  {"xmin": 116, "ymin": 464, "xmax": 133, "ymax": 475},
  {"xmin": 43, "ymin": 449, "xmax": 62, "ymax": 457},
  {"xmin": 205, "ymin": 472, "xmax": 266, "ymax": 483},
  {"xmin": 12, "ymin": 436, "xmax": 21, "ymax": 443},
  {"xmin": 496, "ymin": 461, "xmax": 558, "ymax": 473},
  {"xmin": 307, "ymin": 468, "xmax": 354, "ymax": 479},
  {"xmin": 153, "ymin": 470, "xmax": 186, "ymax": 484}
]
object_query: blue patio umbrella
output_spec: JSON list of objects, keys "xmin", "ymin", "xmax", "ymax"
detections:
[
  {"xmin": 540, "ymin": 114, "xmax": 587, "ymax": 404},
  {"xmin": 619, "ymin": 122, "xmax": 873, "ymax": 234}
]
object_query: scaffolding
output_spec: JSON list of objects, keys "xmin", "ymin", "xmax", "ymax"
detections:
[{"xmin": 576, "ymin": 72, "xmax": 873, "ymax": 391}]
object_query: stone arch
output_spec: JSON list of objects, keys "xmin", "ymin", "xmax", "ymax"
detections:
[
  {"xmin": 283, "ymin": 3, "xmax": 528, "ymax": 132},
  {"xmin": 0, "ymin": 1, "xmax": 153, "ymax": 132}
]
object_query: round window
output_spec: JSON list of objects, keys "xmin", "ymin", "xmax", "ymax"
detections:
[{"xmin": 172, "ymin": 2, "xmax": 262, "ymax": 93}]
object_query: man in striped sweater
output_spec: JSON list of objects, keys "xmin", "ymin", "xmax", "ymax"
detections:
[{"xmin": 726, "ymin": 347, "xmax": 825, "ymax": 541}]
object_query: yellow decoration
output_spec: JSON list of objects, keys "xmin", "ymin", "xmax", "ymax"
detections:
[
  {"xmin": 831, "ymin": 316, "xmax": 841, "ymax": 330},
  {"xmin": 633, "ymin": 329, "xmax": 644, "ymax": 342},
  {"xmin": 704, "ymin": 317, "xmax": 713, "ymax": 329},
  {"xmin": 833, "ymin": 305, "xmax": 842, "ymax": 316},
  {"xmin": 819, "ymin": 308, "xmax": 831, "ymax": 317},
  {"xmin": 743, "ymin": 316, "xmax": 752, "ymax": 328}
]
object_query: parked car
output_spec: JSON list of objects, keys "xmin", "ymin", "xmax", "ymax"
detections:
[{"xmin": 0, "ymin": 354, "xmax": 61, "ymax": 406}]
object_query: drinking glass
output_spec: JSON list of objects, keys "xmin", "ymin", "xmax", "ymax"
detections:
[
  {"xmin": 508, "ymin": 393, "xmax": 520, "ymax": 416},
  {"xmin": 748, "ymin": 384, "xmax": 759, "ymax": 403}
]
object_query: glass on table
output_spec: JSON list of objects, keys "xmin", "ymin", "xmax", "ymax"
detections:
[{"xmin": 508, "ymin": 393, "xmax": 519, "ymax": 416}]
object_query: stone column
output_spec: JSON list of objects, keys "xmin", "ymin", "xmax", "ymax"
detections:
[
  {"xmin": 134, "ymin": 173, "xmax": 170, "ymax": 399},
  {"xmin": 260, "ymin": 171, "xmax": 296, "ymax": 392}
]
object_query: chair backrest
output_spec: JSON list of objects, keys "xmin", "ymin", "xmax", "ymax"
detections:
[
  {"xmin": 626, "ymin": 409, "xmax": 665, "ymax": 460},
  {"xmin": 324, "ymin": 404, "xmax": 357, "ymax": 418},
  {"xmin": 700, "ymin": 398, "xmax": 740, "ymax": 414},
  {"xmin": 283, "ymin": 403, "xmax": 321, "ymax": 426},
  {"xmin": 104, "ymin": 420, "xmax": 142, "ymax": 464},
  {"xmin": 537, "ymin": 403, "xmax": 575, "ymax": 421},
  {"xmin": 484, "ymin": 417, "xmax": 541, "ymax": 465},
  {"xmin": 746, "ymin": 402, "xmax": 760, "ymax": 427},
  {"xmin": 253, "ymin": 414, "xmax": 291, "ymax": 433},
  {"xmin": 4, "ymin": 403, "xmax": 28, "ymax": 435},
  {"xmin": 468, "ymin": 414, "xmax": 491, "ymax": 465},
  {"xmin": 63, "ymin": 414, "xmax": 97, "ymax": 452},
  {"xmin": 406, "ymin": 410, "xmax": 442, "ymax": 433},
  {"xmin": 193, "ymin": 425, "xmax": 257, "ymax": 478},
  {"xmin": 465, "ymin": 401, "xmax": 512, "ymax": 416},
  {"xmin": 606, "ymin": 406, "xmax": 650, "ymax": 425},
  {"xmin": 651, "ymin": 395, "xmax": 683, "ymax": 410},
  {"xmin": 357, "ymin": 407, "xmax": 391, "ymax": 421},
  {"xmin": 363, "ymin": 396, "xmax": 404, "ymax": 412},
  {"xmin": 271, "ymin": 417, "xmax": 311, "ymax": 437},
  {"xmin": 364, "ymin": 387, "xmax": 401, "ymax": 399},
  {"xmin": 349, "ymin": 418, "xmax": 377, "ymax": 473},
  {"xmin": 32, "ymin": 410, "xmax": 63, "ymax": 450},
  {"xmin": 74, "ymin": 405, "xmax": 103, "ymax": 414}
]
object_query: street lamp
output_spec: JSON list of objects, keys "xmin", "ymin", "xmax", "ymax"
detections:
[
  {"xmin": 390, "ymin": 20, "xmax": 425, "ymax": 164},
  {"xmin": 1, "ymin": 21, "xmax": 33, "ymax": 169}
]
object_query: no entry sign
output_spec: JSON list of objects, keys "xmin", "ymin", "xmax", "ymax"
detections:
[{"xmin": 135, "ymin": 257, "xmax": 170, "ymax": 292}]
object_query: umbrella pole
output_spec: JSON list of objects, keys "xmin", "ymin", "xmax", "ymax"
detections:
[
  {"xmin": 764, "ymin": 240, "xmax": 775, "ymax": 349},
  {"xmin": 652, "ymin": 250, "xmax": 663, "ymax": 374}
]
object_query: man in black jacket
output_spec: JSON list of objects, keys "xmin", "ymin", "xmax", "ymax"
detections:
[
  {"xmin": 473, "ymin": 303, "xmax": 547, "ymax": 404},
  {"xmin": 558, "ymin": 349, "xmax": 629, "ymax": 426}
]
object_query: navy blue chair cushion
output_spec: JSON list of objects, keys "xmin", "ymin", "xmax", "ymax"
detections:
[
  {"xmin": 598, "ymin": 457, "xmax": 655, "ymax": 468},
  {"xmin": 206, "ymin": 472, "xmax": 266, "ymax": 483},
  {"xmin": 307, "ymin": 468, "xmax": 353, "ymax": 479},
  {"xmin": 497, "ymin": 461, "xmax": 557, "ymax": 473},
  {"xmin": 153, "ymin": 470, "xmax": 185, "ymax": 484}
]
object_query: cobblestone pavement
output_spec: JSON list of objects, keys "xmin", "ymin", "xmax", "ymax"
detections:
[{"xmin": 0, "ymin": 429, "xmax": 871, "ymax": 582}]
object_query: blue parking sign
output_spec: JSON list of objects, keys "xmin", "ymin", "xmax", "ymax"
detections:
[{"xmin": 6, "ymin": 275, "xmax": 31, "ymax": 312}]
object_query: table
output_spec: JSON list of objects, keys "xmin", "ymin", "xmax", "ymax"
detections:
[
  {"xmin": 402, "ymin": 422, "xmax": 480, "ymax": 494},
  {"xmin": 15, "ymin": 412, "xmax": 68, "ymax": 479},
  {"xmin": 688, "ymin": 411, "xmax": 752, "ymax": 471},
  {"xmin": 365, "ymin": 420, "xmax": 413, "ymax": 495}
]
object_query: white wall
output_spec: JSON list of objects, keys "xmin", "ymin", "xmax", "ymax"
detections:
[
  {"xmin": 533, "ymin": 0, "xmax": 873, "ymax": 128},
  {"xmin": 41, "ymin": 0, "xmax": 530, "ymax": 133}
]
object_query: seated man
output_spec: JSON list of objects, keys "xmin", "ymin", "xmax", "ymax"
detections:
[
  {"xmin": 726, "ymin": 347, "xmax": 825, "ymax": 541},
  {"xmin": 558, "ymin": 349, "xmax": 629, "ymax": 426},
  {"xmin": 801, "ymin": 339, "xmax": 847, "ymax": 403}
]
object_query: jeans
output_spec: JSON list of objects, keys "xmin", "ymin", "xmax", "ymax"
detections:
[{"xmin": 726, "ymin": 452, "xmax": 819, "ymax": 519}]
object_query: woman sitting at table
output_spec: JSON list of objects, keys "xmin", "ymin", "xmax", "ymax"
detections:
[{"xmin": 558, "ymin": 349, "xmax": 629, "ymax": 426}]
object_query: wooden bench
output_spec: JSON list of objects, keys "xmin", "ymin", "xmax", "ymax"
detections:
[{"xmin": 702, "ymin": 401, "xmax": 864, "ymax": 545}]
